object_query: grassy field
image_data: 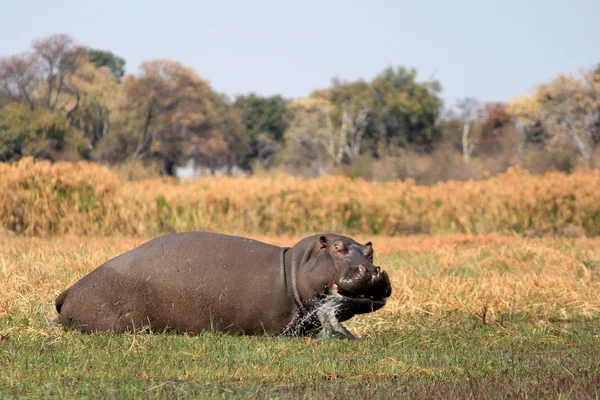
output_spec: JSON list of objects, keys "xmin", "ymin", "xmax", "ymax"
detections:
[{"xmin": 2, "ymin": 233, "xmax": 600, "ymax": 398}]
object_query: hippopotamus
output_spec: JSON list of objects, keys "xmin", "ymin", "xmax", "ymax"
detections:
[{"xmin": 55, "ymin": 232, "xmax": 392, "ymax": 339}]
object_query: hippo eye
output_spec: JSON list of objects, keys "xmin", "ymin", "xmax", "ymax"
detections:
[{"xmin": 333, "ymin": 241, "xmax": 345, "ymax": 252}]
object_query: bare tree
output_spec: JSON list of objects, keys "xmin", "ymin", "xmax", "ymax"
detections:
[
  {"xmin": 324, "ymin": 107, "xmax": 345, "ymax": 166},
  {"xmin": 541, "ymin": 74, "xmax": 600, "ymax": 169},
  {"xmin": 455, "ymin": 97, "xmax": 480, "ymax": 162},
  {"xmin": 509, "ymin": 69, "xmax": 600, "ymax": 169},
  {"xmin": 341, "ymin": 102, "xmax": 370, "ymax": 164},
  {"xmin": 0, "ymin": 54, "xmax": 37, "ymax": 109},
  {"xmin": 31, "ymin": 34, "xmax": 83, "ymax": 112}
]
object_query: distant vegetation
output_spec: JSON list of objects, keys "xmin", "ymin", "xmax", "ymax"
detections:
[
  {"xmin": 1, "ymin": 157, "xmax": 598, "ymax": 237},
  {"xmin": 1, "ymin": 34, "xmax": 599, "ymax": 181}
]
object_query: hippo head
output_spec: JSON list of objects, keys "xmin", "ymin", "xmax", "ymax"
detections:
[{"xmin": 292, "ymin": 234, "xmax": 392, "ymax": 322}]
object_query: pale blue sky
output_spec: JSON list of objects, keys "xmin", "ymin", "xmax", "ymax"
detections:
[{"xmin": 2, "ymin": 0, "xmax": 598, "ymax": 108}]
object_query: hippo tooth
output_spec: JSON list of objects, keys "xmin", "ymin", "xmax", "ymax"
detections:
[{"xmin": 330, "ymin": 283, "xmax": 344, "ymax": 298}]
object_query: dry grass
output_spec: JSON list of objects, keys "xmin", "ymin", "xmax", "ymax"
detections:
[
  {"xmin": 2, "ymin": 233, "xmax": 599, "ymax": 333},
  {"xmin": 2, "ymin": 158, "xmax": 600, "ymax": 237}
]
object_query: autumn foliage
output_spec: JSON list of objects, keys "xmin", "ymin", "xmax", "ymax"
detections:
[{"xmin": 1, "ymin": 157, "xmax": 599, "ymax": 237}]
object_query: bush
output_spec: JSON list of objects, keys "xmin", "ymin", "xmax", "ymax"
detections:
[{"xmin": 1, "ymin": 158, "xmax": 599, "ymax": 237}]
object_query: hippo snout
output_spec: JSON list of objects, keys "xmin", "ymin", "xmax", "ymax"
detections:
[{"xmin": 368, "ymin": 267, "xmax": 392, "ymax": 299}]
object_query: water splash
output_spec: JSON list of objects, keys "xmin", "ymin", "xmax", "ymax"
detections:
[{"xmin": 282, "ymin": 295, "xmax": 354, "ymax": 338}]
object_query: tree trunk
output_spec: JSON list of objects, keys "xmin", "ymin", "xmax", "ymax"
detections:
[
  {"xmin": 314, "ymin": 146, "xmax": 324, "ymax": 176},
  {"xmin": 570, "ymin": 129, "xmax": 594, "ymax": 169},
  {"xmin": 65, "ymin": 90, "xmax": 80, "ymax": 126},
  {"xmin": 134, "ymin": 102, "xmax": 155, "ymax": 160},
  {"xmin": 50, "ymin": 74, "xmax": 65, "ymax": 111},
  {"xmin": 46, "ymin": 74, "xmax": 55, "ymax": 109},
  {"xmin": 163, "ymin": 159, "xmax": 176, "ymax": 177},
  {"xmin": 99, "ymin": 107, "xmax": 110, "ymax": 147},
  {"xmin": 341, "ymin": 105, "xmax": 369, "ymax": 165},
  {"xmin": 462, "ymin": 122, "xmax": 472, "ymax": 162},
  {"xmin": 226, "ymin": 153, "xmax": 234, "ymax": 176},
  {"xmin": 22, "ymin": 89, "xmax": 35, "ymax": 111}
]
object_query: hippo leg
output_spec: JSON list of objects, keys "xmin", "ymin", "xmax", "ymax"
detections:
[{"xmin": 314, "ymin": 307, "xmax": 356, "ymax": 340}]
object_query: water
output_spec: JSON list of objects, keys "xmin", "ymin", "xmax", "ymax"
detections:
[{"xmin": 282, "ymin": 295, "xmax": 354, "ymax": 338}]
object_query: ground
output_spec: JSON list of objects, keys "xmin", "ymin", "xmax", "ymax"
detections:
[{"xmin": 1, "ymin": 233, "xmax": 600, "ymax": 398}]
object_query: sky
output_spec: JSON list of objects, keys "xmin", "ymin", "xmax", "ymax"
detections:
[{"xmin": 2, "ymin": 0, "xmax": 599, "ymax": 109}]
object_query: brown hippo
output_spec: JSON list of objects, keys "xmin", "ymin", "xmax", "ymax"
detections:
[{"xmin": 55, "ymin": 232, "xmax": 392, "ymax": 339}]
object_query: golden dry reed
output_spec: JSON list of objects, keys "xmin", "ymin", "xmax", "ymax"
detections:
[{"xmin": 1, "ymin": 157, "xmax": 600, "ymax": 237}]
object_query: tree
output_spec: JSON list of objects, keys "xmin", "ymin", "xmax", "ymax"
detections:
[
  {"xmin": 437, "ymin": 112, "xmax": 464, "ymax": 153},
  {"xmin": 120, "ymin": 59, "xmax": 215, "ymax": 175},
  {"xmin": 311, "ymin": 66, "xmax": 444, "ymax": 163},
  {"xmin": 312, "ymin": 79, "xmax": 372, "ymax": 165},
  {"xmin": 233, "ymin": 94, "xmax": 290, "ymax": 169},
  {"xmin": 368, "ymin": 66, "xmax": 443, "ymax": 152},
  {"xmin": 0, "ymin": 34, "xmax": 85, "ymax": 116},
  {"xmin": 0, "ymin": 34, "xmax": 113, "ymax": 163},
  {"xmin": 187, "ymin": 93, "xmax": 250, "ymax": 175},
  {"xmin": 0, "ymin": 54, "xmax": 37, "ymax": 110},
  {"xmin": 92, "ymin": 86, "xmax": 139, "ymax": 164},
  {"xmin": 31, "ymin": 34, "xmax": 85, "ymax": 115},
  {"xmin": 88, "ymin": 49, "xmax": 126, "ymax": 82},
  {"xmin": 509, "ymin": 68, "xmax": 600, "ymax": 169},
  {"xmin": 213, "ymin": 98, "xmax": 251, "ymax": 174},
  {"xmin": 0, "ymin": 102, "xmax": 85, "ymax": 161},
  {"xmin": 455, "ymin": 97, "xmax": 480, "ymax": 162},
  {"xmin": 280, "ymin": 97, "xmax": 343, "ymax": 175},
  {"xmin": 68, "ymin": 57, "xmax": 120, "ymax": 152},
  {"xmin": 472, "ymin": 103, "xmax": 516, "ymax": 156}
]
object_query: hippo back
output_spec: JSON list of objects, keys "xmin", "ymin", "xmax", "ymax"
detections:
[{"xmin": 57, "ymin": 232, "xmax": 297, "ymax": 334}]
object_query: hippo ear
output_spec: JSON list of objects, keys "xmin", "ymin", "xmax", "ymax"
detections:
[
  {"xmin": 319, "ymin": 235, "xmax": 329, "ymax": 248},
  {"xmin": 364, "ymin": 241, "xmax": 374, "ymax": 260}
]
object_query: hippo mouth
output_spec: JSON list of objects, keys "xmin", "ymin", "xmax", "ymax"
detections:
[{"xmin": 329, "ymin": 283, "xmax": 388, "ymax": 308}]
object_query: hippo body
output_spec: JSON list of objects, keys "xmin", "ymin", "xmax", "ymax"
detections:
[{"xmin": 56, "ymin": 232, "xmax": 392, "ymax": 338}]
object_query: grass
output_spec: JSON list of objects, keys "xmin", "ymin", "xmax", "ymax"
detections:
[
  {"xmin": 2, "ymin": 233, "xmax": 600, "ymax": 398},
  {"xmin": 3, "ymin": 157, "xmax": 600, "ymax": 237}
]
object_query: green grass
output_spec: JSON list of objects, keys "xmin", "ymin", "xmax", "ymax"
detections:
[{"xmin": 2, "ymin": 317, "xmax": 600, "ymax": 398}]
